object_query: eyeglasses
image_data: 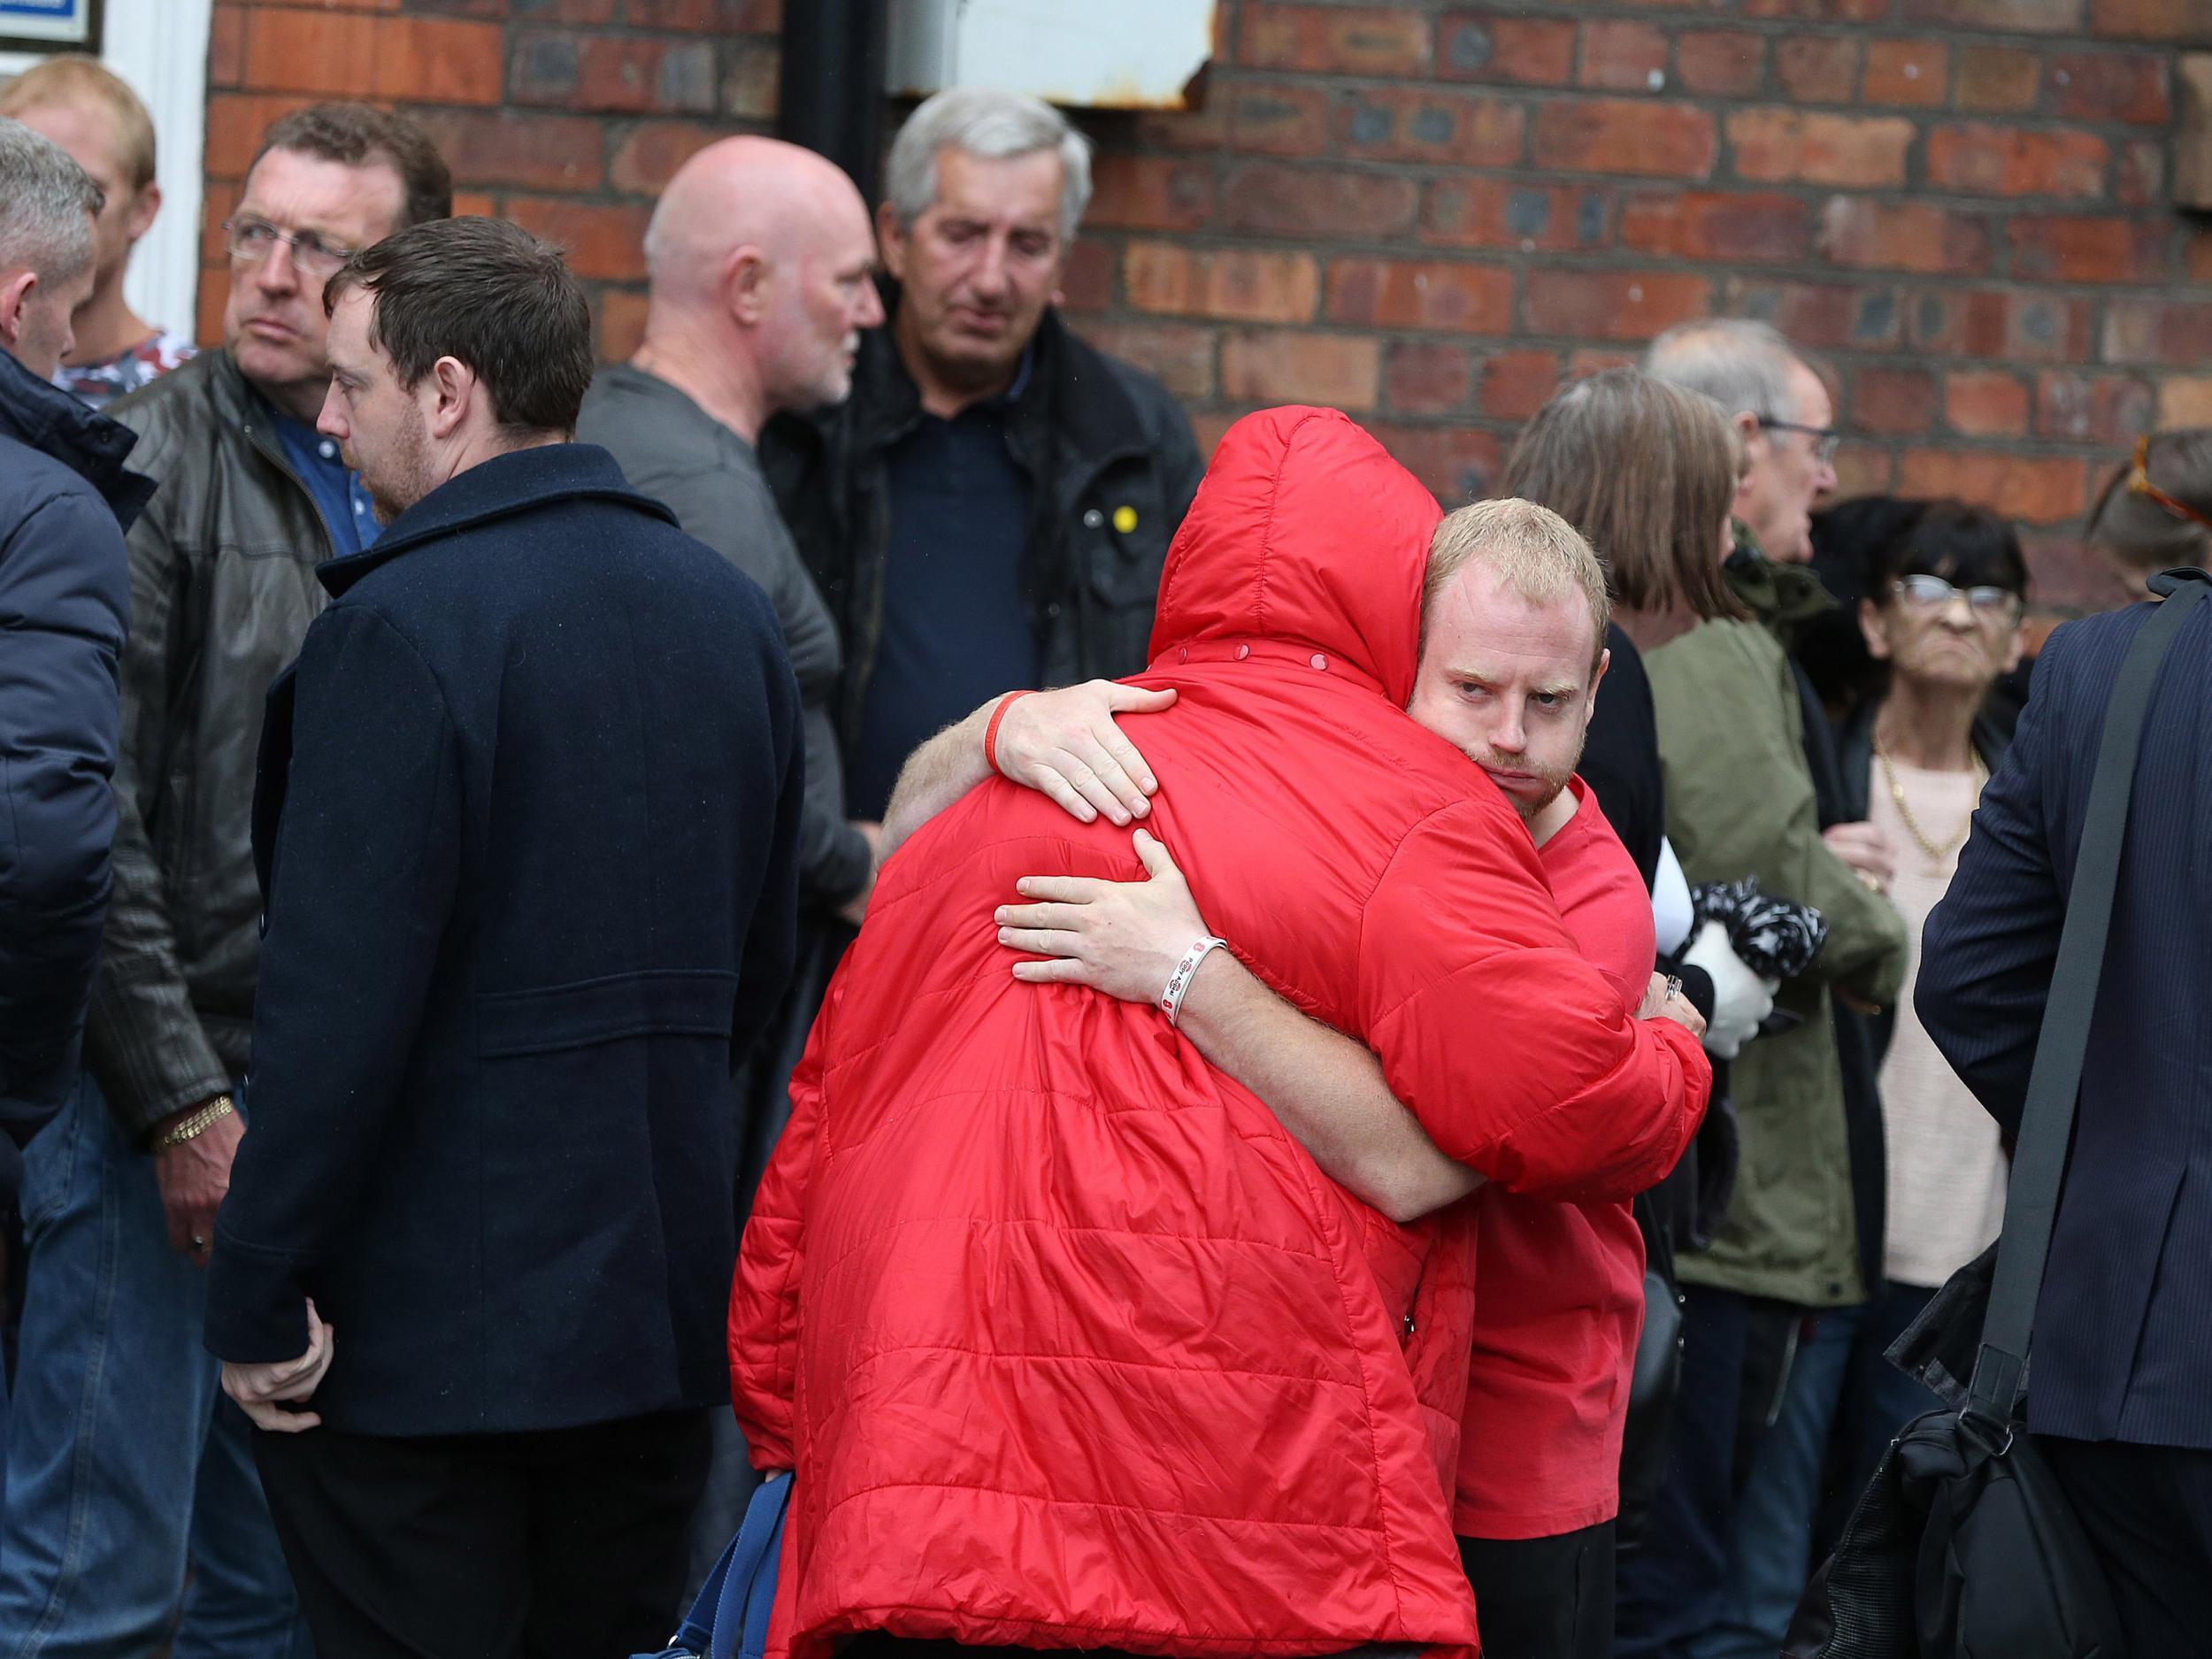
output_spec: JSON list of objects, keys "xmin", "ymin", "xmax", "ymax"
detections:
[
  {"xmin": 1756, "ymin": 417, "xmax": 1842, "ymax": 465},
  {"xmin": 223, "ymin": 216, "xmax": 361, "ymax": 277},
  {"xmin": 1892, "ymin": 574, "xmax": 2022, "ymax": 621},
  {"xmin": 2127, "ymin": 434, "xmax": 2212, "ymax": 534}
]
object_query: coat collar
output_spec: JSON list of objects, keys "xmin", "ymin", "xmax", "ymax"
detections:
[
  {"xmin": 0, "ymin": 345, "xmax": 157, "ymax": 531},
  {"xmin": 316, "ymin": 442, "xmax": 676, "ymax": 599}
]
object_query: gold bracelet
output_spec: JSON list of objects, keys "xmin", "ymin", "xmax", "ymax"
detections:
[{"xmin": 158, "ymin": 1094, "xmax": 235, "ymax": 1148}]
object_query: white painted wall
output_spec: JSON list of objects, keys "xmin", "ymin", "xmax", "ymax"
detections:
[{"xmin": 887, "ymin": 0, "xmax": 1216, "ymax": 110}]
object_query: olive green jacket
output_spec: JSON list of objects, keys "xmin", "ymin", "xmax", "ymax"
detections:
[{"xmin": 1646, "ymin": 608, "xmax": 1909, "ymax": 1307}]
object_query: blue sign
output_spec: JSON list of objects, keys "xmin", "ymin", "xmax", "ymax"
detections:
[{"xmin": 0, "ymin": 0, "xmax": 97, "ymax": 50}]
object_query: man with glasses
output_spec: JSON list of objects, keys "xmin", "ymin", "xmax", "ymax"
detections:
[{"xmin": 0, "ymin": 101, "xmax": 449, "ymax": 1659}]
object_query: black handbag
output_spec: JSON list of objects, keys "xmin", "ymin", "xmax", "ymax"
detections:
[{"xmin": 1785, "ymin": 568, "xmax": 2211, "ymax": 1659}]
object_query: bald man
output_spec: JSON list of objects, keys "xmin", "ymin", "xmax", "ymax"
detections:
[{"xmin": 574, "ymin": 136, "xmax": 882, "ymax": 1591}]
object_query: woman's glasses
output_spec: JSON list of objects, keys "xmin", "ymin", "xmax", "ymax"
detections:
[{"xmin": 1892, "ymin": 574, "xmax": 2022, "ymax": 622}]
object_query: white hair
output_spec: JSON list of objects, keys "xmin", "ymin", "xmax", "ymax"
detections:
[
  {"xmin": 0, "ymin": 116, "xmax": 101, "ymax": 285},
  {"xmin": 885, "ymin": 88, "xmax": 1093, "ymax": 244},
  {"xmin": 1643, "ymin": 318, "xmax": 1808, "ymax": 425}
]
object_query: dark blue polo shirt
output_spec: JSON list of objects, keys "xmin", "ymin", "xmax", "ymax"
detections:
[
  {"xmin": 846, "ymin": 357, "xmax": 1039, "ymax": 820},
  {"xmin": 272, "ymin": 406, "xmax": 380, "ymax": 557}
]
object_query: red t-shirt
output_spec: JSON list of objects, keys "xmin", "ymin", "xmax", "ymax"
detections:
[{"xmin": 1454, "ymin": 776, "xmax": 1659, "ymax": 1540}]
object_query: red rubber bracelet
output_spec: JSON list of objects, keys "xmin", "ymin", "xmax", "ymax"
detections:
[{"xmin": 983, "ymin": 690, "xmax": 1034, "ymax": 777}]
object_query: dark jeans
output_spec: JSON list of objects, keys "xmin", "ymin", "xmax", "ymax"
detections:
[
  {"xmin": 1459, "ymin": 1523, "xmax": 1616, "ymax": 1659},
  {"xmin": 1817, "ymin": 1279, "xmax": 1945, "ymax": 1563},
  {"xmin": 2038, "ymin": 1436, "xmax": 2212, "ymax": 1655},
  {"xmin": 254, "ymin": 1409, "xmax": 711, "ymax": 1659}
]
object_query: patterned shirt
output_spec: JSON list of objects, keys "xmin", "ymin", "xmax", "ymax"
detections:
[{"xmin": 54, "ymin": 329, "xmax": 197, "ymax": 411}]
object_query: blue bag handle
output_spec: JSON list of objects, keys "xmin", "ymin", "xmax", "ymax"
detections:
[{"xmin": 640, "ymin": 1472, "xmax": 793, "ymax": 1659}]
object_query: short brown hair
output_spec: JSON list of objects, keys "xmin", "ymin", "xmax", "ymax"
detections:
[
  {"xmin": 2086, "ymin": 429, "xmax": 2212, "ymax": 576},
  {"xmin": 326, "ymin": 216, "xmax": 593, "ymax": 438},
  {"xmin": 0, "ymin": 55, "xmax": 156, "ymax": 190},
  {"xmin": 1423, "ymin": 498, "xmax": 1611, "ymax": 672},
  {"xmin": 253, "ymin": 103, "xmax": 450, "ymax": 233},
  {"xmin": 1501, "ymin": 367, "xmax": 1747, "ymax": 626}
]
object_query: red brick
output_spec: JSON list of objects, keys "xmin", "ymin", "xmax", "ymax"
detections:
[
  {"xmin": 512, "ymin": 32, "xmax": 718, "ymax": 114},
  {"xmin": 418, "ymin": 110, "xmax": 608, "ymax": 192},
  {"xmin": 610, "ymin": 122, "xmax": 726, "ymax": 196},
  {"xmin": 1897, "ymin": 451, "xmax": 2088, "ymax": 526},
  {"xmin": 1087, "ymin": 156, "xmax": 1214, "ymax": 232},
  {"xmin": 1134, "ymin": 97, "xmax": 1230, "ymax": 155},
  {"xmin": 1832, "ymin": 443, "xmax": 1896, "ymax": 499},
  {"xmin": 502, "ymin": 196, "xmax": 652, "ymax": 280},
  {"xmin": 2047, "ymin": 52, "xmax": 2170, "ymax": 122},
  {"xmin": 1479, "ymin": 348, "xmax": 1563, "ymax": 419},
  {"xmin": 1820, "ymin": 199, "xmax": 1992, "ymax": 273},
  {"xmin": 1123, "ymin": 243, "xmax": 1321, "ymax": 323},
  {"xmin": 625, "ymin": 0, "xmax": 780, "ymax": 29},
  {"xmin": 1863, "ymin": 39, "xmax": 1949, "ymax": 106},
  {"xmin": 1190, "ymin": 412, "xmax": 1237, "ymax": 466},
  {"xmin": 1902, "ymin": 0, "xmax": 2084, "ymax": 31},
  {"xmin": 1522, "ymin": 270, "xmax": 1715, "ymax": 342},
  {"xmin": 2117, "ymin": 141, "xmax": 2165, "ymax": 206},
  {"xmin": 209, "ymin": 5, "xmax": 246, "ymax": 88},
  {"xmin": 450, "ymin": 192, "xmax": 496, "ymax": 219},
  {"xmin": 1059, "ymin": 240, "xmax": 1114, "ymax": 314},
  {"xmin": 1220, "ymin": 164, "xmax": 1419, "ymax": 240},
  {"xmin": 1367, "ymin": 422, "xmax": 1503, "ymax": 503},
  {"xmin": 1955, "ymin": 45, "xmax": 2045, "ymax": 111},
  {"xmin": 1225, "ymin": 81, "xmax": 1333, "ymax": 157},
  {"xmin": 1726, "ymin": 279, "xmax": 1905, "ymax": 349},
  {"xmin": 376, "ymin": 18, "xmax": 506, "ymax": 105},
  {"xmin": 1853, "ymin": 367, "xmax": 1939, "ymax": 434},
  {"xmin": 1567, "ymin": 348, "xmax": 1641, "ymax": 377},
  {"xmin": 1909, "ymin": 288, "xmax": 2088, "ymax": 360},
  {"xmin": 2021, "ymin": 534, "xmax": 2134, "ymax": 619},
  {"xmin": 1324, "ymin": 258, "xmax": 1515, "ymax": 334},
  {"xmin": 1674, "ymin": 30, "xmax": 1765, "ymax": 97},
  {"xmin": 1925, "ymin": 123, "xmax": 2108, "ymax": 196},
  {"xmin": 597, "ymin": 288, "xmax": 649, "ymax": 362},
  {"xmin": 1578, "ymin": 21, "xmax": 1670, "ymax": 91},
  {"xmin": 242, "ymin": 12, "xmax": 379, "ymax": 96},
  {"xmin": 2101, "ymin": 300, "xmax": 2212, "ymax": 365},
  {"xmin": 2088, "ymin": 0, "xmax": 2212, "ymax": 38},
  {"xmin": 1618, "ymin": 190, "xmax": 1809, "ymax": 262},
  {"xmin": 1072, "ymin": 321, "xmax": 1217, "ymax": 400},
  {"xmin": 196, "ymin": 273, "xmax": 227, "ymax": 350},
  {"xmin": 1727, "ymin": 110, "xmax": 1913, "ymax": 188},
  {"xmin": 2008, "ymin": 214, "xmax": 2171, "ymax": 283},
  {"xmin": 2193, "ymin": 228, "xmax": 2212, "ymax": 280},
  {"xmin": 1385, "ymin": 341, "xmax": 1476, "ymax": 415},
  {"xmin": 722, "ymin": 40, "xmax": 779, "ymax": 120},
  {"xmin": 1944, "ymin": 371, "xmax": 2031, "ymax": 436},
  {"xmin": 1339, "ymin": 88, "xmax": 1527, "ymax": 166},
  {"xmin": 1237, "ymin": 4, "xmax": 1433, "ymax": 75},
  {"xmin": 1219, "ymin": 329, "xmax": 1380, "ymax": 411},
  {"xmin": 1532, "ymin": 98, "xmax": 1717, "ymax": 178},
  {"xmin": 198, "ymin": 180, "xmax": 239, "ymax": 266},
  {"xmin": 204, "ymin": 93, "xmax": 317, "ymax": 178},
  {"xmin": 1422, "ymin": 179, "xmax": 1611, "ymax": 252},
  {"xmin": 2157, "ymin": 378, "xmax": 2212, "ymax": 426},
  {"xmin": 1776, "ymin": 36, "xmax": 1863, "ymax": 104},
  {"xmin": 1437, "ymin": 12, "xmax": 1577, "ymax": 86},
  {"xmin": 1738, "ymin": 0, "xmax": 1888, "ymax": 18},
  {"xmin": 2036, "ymin": 371, "xmax": 2154, "ymax": 442}
]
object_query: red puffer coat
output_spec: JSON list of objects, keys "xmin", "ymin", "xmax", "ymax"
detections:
[{"xmin": 730, "ymin": 407, "xmax": 1709, "ymax": 1659}]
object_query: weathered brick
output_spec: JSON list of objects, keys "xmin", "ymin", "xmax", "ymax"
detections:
[
  {"xmin": 2021, "ymin": 534, "xmax": 2135, "ymax": 618},
  {"xmin": 1366, "ymin": 422, "xmax": 1502, "ymax": 503},
  {"xmin": 722, "ymin": 39, "xmax": 779, "ymax": 119},
  {"xmin": 1738, "ymin": 0, "xmax": 1888, "ymax": 19},
  {"xmin": 1944, "ymin": 370, "xmax": 2032, "ymax": 436},
  {"xmin": 1123, "ymin": 243, "xmax": 1321, "ymax": 324},
  {"xmin": 1437, "ymin": 12, "xmax": 1578, "ymax": 86},
  {"xmin": 1862, "ymin": 39, "xmax": 1949, "ymax": 106},
  {"xmin": 208, "ymin": 5, "xmax": 246, "ymax": 88},
  {"xmin": 2193, "ymin": 228, "xmax": 2212, "ymax": 280},
  {"xmin": 2116, "ymin": 141, "xmax": 2166, "ymax": 206},
  {"xmin": 1897, "ymin": 451, "xmax": 2088, "ymax": 525},
  {"xmin": 1522, "ymin": 270, "xmax": 1715, "ymax": 341},
  {"xmin": 1618, "ymin": 190, "xmax": 1809, "ymax": 262},
  {"xmin": 419, "ymin": 109, "xmax": 609, "ymax": 192},
  {"xmin": 1059, "ymin": 240, "xmax": 1115, "ymax": 314},
  {"xmin": 2036, "ymin": 371, "xmax": 2154, "ymax": 442},
  {"xmin": 1578, "ymin": 21, "xmax": 1670, "ymax": 91},
  {"xmin": 2088, "ymin": 0, "xmax": 2212, "ymax": 39},
  {"xmin": 1087, "ymin": 156, "xmax": 1215, "ymax": 232},
  {"xmin": 1532, "ymin": 98, "xmax": 1718, "ymax": 178},
  {"xmin": 2157, "ymin": 377, "xmax": 2212, "ymax": 427},
  {"xmin": 1189, "ymin": 411, "xmax": 1237, "ymax": 467},
  {"xmin": 450, "ymin": 192, "xmax": 496, "ymax": 219},
  {"xmin": 1747, "ymin": 280, "xmax": 1907, "ymax": 349},
  {"xmin": 1238, "ymin": 4, "xmax": 1432, "ymax": 75},
  {"xmin": 2101, "ymin": 300, "xmax": 2212, "ymax": 365},
  {"xmin": 512, "ymin": 31, "xmax": 718, "ymax": 114},
  {"xmin": 1853, "ymin": 366, "xmax": 1939, "ymax": 434},
  {"xmin": 1776, "ymin": 36, "xmax": 1863, "ymax": 104},
  {"xmin": 1925, "ymin": 123, "xmax": 2108, "ymax": 197},
  {"xmin": 624, "ymin": 0, "xmax": 783, "ymax": 29},
  {"xmin": 1674, "ymin": 30, "xmax": 1766, "ymax": 97},
  {"xmin": 1479, "ymin": 348, "xmax": 1564, "ymax": 419},
  {"xmin": 1226, "ymin": 81, "xmax": 1332, "ymax": 157},
  {"xmin": 1325, "ymin": 258, "xmax": 1516, "ymax": 334},
  {"xmin": 610, "ymin": 121, "xmax": 726, "ymax": 195},
  {"xmin": 1955, "ymin": 45, "xmax": 2045, "ymax": 111},
  {"xmin": 204, "ymin": 93, "xmax": 317, "ymax": 178},
  {"xmin": 242, "ymin": 11, "xmax": 378, "ymax": 97},
  {"xmin": 376, "ymin": 17, "xmax": 507, "ymax": 105},
  {"xmin": 1832, "ymin": 442, "xmax": 1897, "ymax": 499},
  {"xmin": 1339, "ymin": 88, "xmax": 1527, "ymax": 166},
  {"xmin": 1423, "ymin": 179, "xmax": 1612, "ymax": 252},
  {"xmin": 1385, "ymin": 341, "xmax": 1476, "ymax": 415},
  {"xmin": 1819, "ymin": 199, "xmax": 1991, "ymax": 273},
  {"xmin": 1727, "ymin": 110, "xmax": 1913, "ymax": 188},
  {"xmin": 2008, "ymin": 214, "xmax": 2171, "ymax": 283},
  {"xmin": 597, "ymin": 288, "xmax": 649, "ymax": 362},
  {"xmin": 1219, "ymin": 164, "xmax": 1419, "ymax": 240},
  {"xmin": 1909, "ymin": 288, "xmax": 2088, "ymax": 360},
  {"xmin": 1220, "ymin": 328, "xmax": 1379, "ymax": 411},
  {"xmin": 1567, "ymin": 347, "xmax": 1640, "ymax": 377},
  {"xmin": 1072, "ymin": 320, "xmax": 1217, "ymax": 400},
  {"xmin": 503, "ymin": 196, "xmax": 652, "ymax": 280},
  {"xmin": 2047, "ymin": 51, "xmax": 2170, "ymax": 122},
  {"xmin": 1902, "ymin": 0, "xmax": 2084, "ymax": 31}
]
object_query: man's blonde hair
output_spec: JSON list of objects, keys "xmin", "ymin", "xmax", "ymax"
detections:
[
  {"xmin": 0, "ymin": 56, "xmax": 157, "ymax": 191},
  {"xmin": 1422, "ymin": 498, "xmax": 1611, "ymax": 672}
]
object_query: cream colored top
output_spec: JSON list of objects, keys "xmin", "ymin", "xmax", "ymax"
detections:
[{"xmin": 1868, "ymin": 753, "xmax": 2009, "ymax": 1288}]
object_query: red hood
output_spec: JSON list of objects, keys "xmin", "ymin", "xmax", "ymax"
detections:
[{"xmin": 1146, "ymin": 406, "xmax": 1440, "ymax": 706}]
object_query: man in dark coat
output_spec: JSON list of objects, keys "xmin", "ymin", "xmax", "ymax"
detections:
[
  {"xmin": 0, "ymin": 118, "xmax": 136, "ymax": 1146},
  {"xmin": 204, "ymin": 217, "xmax": 802, "ymax": 1657}
]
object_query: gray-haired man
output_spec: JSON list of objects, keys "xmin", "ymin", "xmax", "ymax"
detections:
[{"xmin": 762, "ymin": 87, "xmax": 1204, "ymax": 833}]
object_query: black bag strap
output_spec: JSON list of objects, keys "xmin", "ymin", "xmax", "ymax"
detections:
[{"xmin": 1964, "ymin": 568, "xmax": 2212, "ymax": 1427}]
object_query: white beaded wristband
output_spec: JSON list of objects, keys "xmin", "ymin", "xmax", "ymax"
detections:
[{"xmin": 1160, "ymin": 936, "xmax": 1229, "ymax": 1027}]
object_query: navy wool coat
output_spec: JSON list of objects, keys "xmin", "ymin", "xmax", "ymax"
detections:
[{"xmin": 205, "ymin": 443, "xmax": 803, "ymax": 1438}]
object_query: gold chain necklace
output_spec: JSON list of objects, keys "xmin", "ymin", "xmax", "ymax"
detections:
[{"xmin": 1874, "ymin": 738, "xmax": 1986, "ymax": 862}]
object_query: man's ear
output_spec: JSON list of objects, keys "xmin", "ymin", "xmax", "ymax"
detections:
[
  {"xmin": 724, "ymin": 244, "xmax": 770, "ymax": 326},
  {"xmin": 1585, "ymin": 647, "xmax": 1610, "ymax": 725},
  {"xmin": 426, "ymin": 354, "xmax": 475, "ymax": 442},
  {"xmin": 125, "ymin": 180, "xmax": 162, "ymax": 244},
  {"xmin": 874, "ymin": 200, "xmax": 908, "ymax": 282},
  {"xmin": 0, "ymin": 268, "xmax": 36, "ymax": 349}
]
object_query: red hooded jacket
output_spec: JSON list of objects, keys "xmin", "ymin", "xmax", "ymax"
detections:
[{"xmin": 729, "ymin": 408, "xmax": 1709, "ymax": 1658}]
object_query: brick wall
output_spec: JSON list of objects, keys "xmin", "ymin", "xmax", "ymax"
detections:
[{"xmin": 203, "ymin": 0, "xmax": 2212, "ymax": 611}]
